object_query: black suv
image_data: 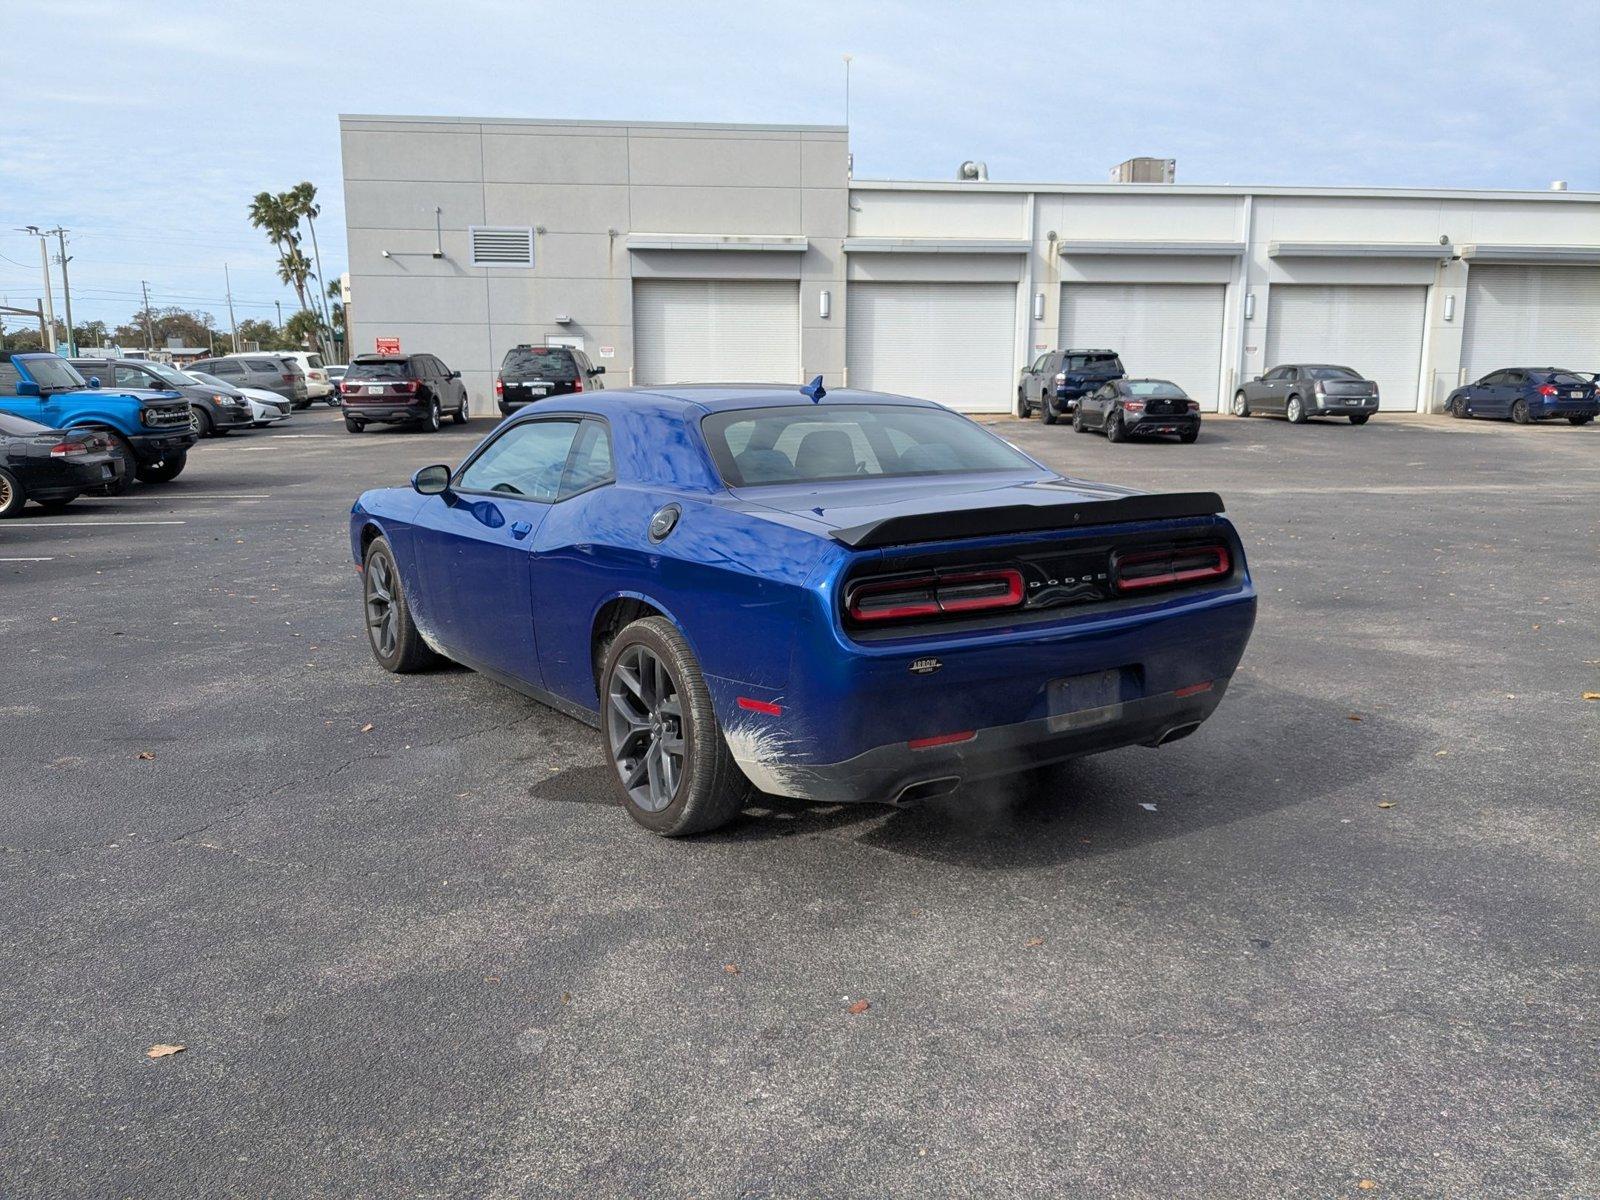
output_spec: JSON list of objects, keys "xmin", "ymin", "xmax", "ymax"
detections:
[
  {"xmin": 496, "ymin": 345, "xmax": 605, "ymax": 415},
  {"xmin": 1017, "ymin": 349, "xmax": 1125, "ymax": 424},
  {"xmin": 340, "ymin": 353, "xmax": 469, "ymax": 433}
]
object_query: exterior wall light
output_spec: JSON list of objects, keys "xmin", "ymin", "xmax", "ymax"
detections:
[
  {"xmin": 1244, "ymin": 293, "xmax": 1256, "ymax": 320},
  {"xmin": 820, "ymin": 290, "xmax": 832, "ymax": 319},
  {"xmin": 1033, "ymin": 292, "xmax": 1045, "ymax": 321},
  {"xmin": 1444, "ymin": 295, "xmax": 1456, "ymax": 321}
]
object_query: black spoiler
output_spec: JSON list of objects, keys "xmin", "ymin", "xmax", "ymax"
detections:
[{"xmin": 829, "ymin": 491, "xmax": 1226, "ymax": 549}]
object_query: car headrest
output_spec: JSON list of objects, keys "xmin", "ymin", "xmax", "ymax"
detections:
[
  {"xmin": 734, "ymin": 447, "xmax": 796, "ymax": 484},
  {"xmin": 793, "ymin": 429, "xmax": 856, "ymax": 478}
]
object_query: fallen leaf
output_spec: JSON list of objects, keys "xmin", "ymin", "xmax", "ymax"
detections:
[
  {"xmin": 723, "ymin": 964, "xmax": 740, "ymax": 975},
  {"xmin": 1377, "ymin": 801, "xmax": 1394, "ymax": 809},
  {"xmin": 1025, "ymin": 937, "xmax": 1045, "ymax": 948},
  {"xmin": 847, "ymin": 999, "xmax": 871, "ymax": 1015},
  {"xmin": 359, "ymin": 723, "xmax": 374, "ymax": 733},
  {"xmin": 146, "ymin": 1044, "xmax": 185, "ymax": 1059},
  {"xmin": 135, "ymin": 751, "xmax": 155, "ymax": 761},
  {"xmin": 1583, "ymin": 693, "xmax": 1600, "ymax": 702},
  {"xmin": 1347, "ymin": 713, "xmax": 1363, "ymax": 722},
  {"xmin": 1357, "ymin": 1182, "xmax": 1379, "ymax": 1192},
  {"xmin": 483, "ymin": 975, "xmax": 500, "ymax": 984},
  {"xmin": 1435, "ymin": 750, "xmax": 1448, "ymax": 757}
]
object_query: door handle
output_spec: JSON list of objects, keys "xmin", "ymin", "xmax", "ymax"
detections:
[{"xmin": 511, "ymin": 521, "xmax": 533, "ymax": 540}]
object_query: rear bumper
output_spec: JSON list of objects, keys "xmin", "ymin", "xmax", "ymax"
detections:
[
  {"xmin": 1125, "ymin": 413, "xmax": 1200, "ymax": 436},
  {"xmin": 1533, "ymin": 400, "xmax": 1600, "ymax": 418},
  {"xmin": 343, "ymin": 404, "xmax": 425, "ymax": 424},
  {"xmin": 731, "ymin": 683, "xmax": 1227, "ymax": 804},
  {"xmin": 21, "ymin": 455, "xmax": 123, "ymax": 498},
  {"xmin": 1314, "ymin": 396, "xmax": 1379, "ymax": 415}
]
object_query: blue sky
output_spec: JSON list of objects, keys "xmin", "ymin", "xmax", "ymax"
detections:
[{"xmin": 4, "ymin": 0, "xmax": 1595, "ymax": 335}]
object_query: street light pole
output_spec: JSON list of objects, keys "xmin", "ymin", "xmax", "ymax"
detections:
[
  {"xmin": 843, "ymin": 54, "xmax": 853, "ymax": 129},
  {"xmin": 18, "ymin": 226, "xmax": 56, "ymax": 351},
  {"xmin": 224, "ymin": 264, "xmax": 239, "ymax": 352},
  {"xmin": 139, "ymin": 280, "xmax": 155, "ymax": 350},
  {"xmin": 48, "ymin": 227, "xmax": 74, "ymax": 355}
]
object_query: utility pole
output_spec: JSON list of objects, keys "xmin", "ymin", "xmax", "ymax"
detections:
[
  {"xmin": 843, "ymin": 53, "xmax": 853, "ymax": 129},
  {"xmin": 224, "ymin": 264, "xmax": 239, "ymax": 352},
  {"xmin": 275, "ymin": 299, "xmax": 283, "ymax": 328},
  {"xmin": 47, "ymin": 227, "xmax": 73, "ymax": 355},
  {"xmin": 139, "ymin": 280, "xmax": 155, "ymax": 349},
  {"xmin": 18, "ymin": 226, "xmax": 56, "ymax": 351}
]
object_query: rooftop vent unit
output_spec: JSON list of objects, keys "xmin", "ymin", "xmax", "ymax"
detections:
[
  {"xmin": 1110, "ymin": 157, "xmax": 1176, "ymax": 184},
  {"xmin": 956, "ymin": 160, "xmax": 989, "ymax": 181},
  {"xmin": 1550, "ymin": 180, "xmax": 1568, "ymax": 191}
]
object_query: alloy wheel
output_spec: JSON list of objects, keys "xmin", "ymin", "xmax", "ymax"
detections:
[
  {"xmin": 364, "ymin": 552, "xmax": 399, "ymax": 659},
  {"xmin": 0, "ymin": 473, "xmax": 14, "ymax": 514},
  {"xmin": 606, "ymin": 643, "xmax": 685, "ymax": 814}
]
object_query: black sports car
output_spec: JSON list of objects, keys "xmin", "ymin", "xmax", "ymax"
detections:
[
  {"xmin": 0, "ymin": 410, "xmax": 124, "ymax": 517},
  {"xmin": 1074, "ymin": 378, "xmax": 1201, "ymax": 443}
]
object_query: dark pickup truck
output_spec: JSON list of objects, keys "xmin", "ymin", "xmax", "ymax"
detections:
[{"xmin": 0, "ymin": 353, "xmax": 196, "ymax": 491}]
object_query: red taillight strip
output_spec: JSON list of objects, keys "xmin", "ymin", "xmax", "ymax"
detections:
[
  {"xmin": 1174, "ymin": 681, "xmax": 1213, "ymax": 699},
  {"xmin": 936, "ymin": 568, "xmax": 1024, "ymax": 614},
  {"xmin": 908, "ymin": 730, "xmax": 975, "ymax": 750},
  {"xmin": 736, "ymin": 697, "xmax": 782, "ymax": 716},
  {"xmin": 1113, "ymin": 545, "xmax": 1231, "ymax": 594},
  {"xmin": 846, "ymin": 567, "xmax": 1024, "ymax": 624}
]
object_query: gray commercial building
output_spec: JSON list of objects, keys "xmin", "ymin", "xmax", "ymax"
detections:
[{"xmin": 340, "ymin": 114, "xmax": 1600, "ymax": 413}]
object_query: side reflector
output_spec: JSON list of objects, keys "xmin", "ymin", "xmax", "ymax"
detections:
[
  {"xmin": 1174, "ymin": 681, "xmax": 1213, "ymax": 699},
  {"xmin": 736, "ymin": 697, "xmax": 782, "ymax": 716},
  {"xmin": 908, "ymin": 730, "xmax": 975, "ymax": 750}
]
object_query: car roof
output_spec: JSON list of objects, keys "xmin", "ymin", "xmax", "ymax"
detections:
[
  {"xmin": 1059, "ymin": 348, "xmax": 1119, "ymax": 355},
  {"xmin": 601, "ymin": 383, "xmax": 947, "ymax": 415}
]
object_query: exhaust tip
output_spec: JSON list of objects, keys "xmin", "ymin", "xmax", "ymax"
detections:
[
  {"xmin": 891, "ymin": 776, "xmax": 962, "ymax": 807},
  {"xmin": 1154, "ymin": 722, "xmax": 1202, "ymax": 747}
]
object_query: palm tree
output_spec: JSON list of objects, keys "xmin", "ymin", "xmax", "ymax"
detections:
[
  {"xmin": 249, "ymin": 190, "xmax": 320, "ymax": 352},
  {"xmin": 287, "ymin": 182, "xmax": 334, "ymax": 340}
]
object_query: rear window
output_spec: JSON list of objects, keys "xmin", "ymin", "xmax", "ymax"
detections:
[
  {"xmin": 346, "ymin": 360, "xmax": 413, "ymax": 381},
  {"xmin": 1064, "ymin": 354, "xmax": 1122, "ymax": 372},
  {"xmin": 1125, "ymin": 381, "xmax": 1186, "ymax": 398},
  {"xmin": 245, "ymin": 358, "xmax": 283, "ymax": 372},
  {"xmin": 0, "ymin": 411, "xmax": 51, "ymax": 435},
  {"xmin": 305, "ymin": 355, "xmax": 325, "ymax": 369},
  {"xmin": 703, "ymin": 403, "xmax": 1036, "ymax": 487},
  {"xmin": 1304, "ymin": 366, "xmax": 1361, "ymax": 381},
  {"xmin": 501, "ymin": 347, "xmax": 578, "ymax": 382}
]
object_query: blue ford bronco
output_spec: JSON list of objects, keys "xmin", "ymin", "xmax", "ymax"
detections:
[{"xmin": 0, "ymin": 352, "xmax": 197, "ymax": 492}]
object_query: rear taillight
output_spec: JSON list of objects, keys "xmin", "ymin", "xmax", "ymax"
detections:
[
  {"xmin": 1537, "ymin": 384, "xmax": 1558, "ymax": 396},
  {"xmin": 573, "ymin": 380, "xmax": 584, "ymax": 393},
  {"xmin": 50, "ymin": 440, "xmax": 89, "ymax": 458},
  {"xmin": 398, "ymin": 380, "xmax": 420, "ymax": 394},
  {"xmin": 1112, "ymin": 544, "xmax": 1231, "ymax": 594},
  {"xmin": 282, "ymin": 373, "xmax": 295, "ymax": 385},
  {"xmin": 847, "ymin": 567, "xmax": 1024, "ymax": 624},
  {"xmin": 495, "ymin": 378, "xmax": 504, "ymax": 396},
  {"xmin": 1123, "ymin": 400, "xmax": 1145, "ymax": 413},
  {"xmin": 1186, "ymin": 400, "xmax": 1200, "ymax": 413}
]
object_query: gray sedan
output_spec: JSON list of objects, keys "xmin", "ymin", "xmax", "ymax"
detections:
[{"xmin": 1232, "ymin": 364, "xmax": 1378, "ymax": 425}]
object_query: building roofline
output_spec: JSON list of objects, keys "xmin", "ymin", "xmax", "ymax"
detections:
[
  {"xmin": 849, "ymin": 178, "xmax": 1600, "ymax": 202},
  {"xmin": 338, "ymin": 113, "xmax": 847, "ymax": 134}
]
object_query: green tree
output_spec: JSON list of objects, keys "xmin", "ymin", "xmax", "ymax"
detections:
[
  {"xmin": 111, "ymin": 305, "xmax": 220, "ymax": 351},
  {"xmin": 249, "ymin": 190, "xmax": 318, "ymax": 349},
  {"xmin": 287, "ymin": 182, "xmax": 334, "ymax": 336},
  {"xmin": 282, "ymin": 308, "xmax": 323, "ymax": 349},
  {"xmin": 235, "ymin": 318, "xmax": 285, "ymax": 351}
]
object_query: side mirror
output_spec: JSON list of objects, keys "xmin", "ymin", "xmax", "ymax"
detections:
[
  {"xmin": 1251, "ymin": 375, "xmax": 1263, "ymax": 383},
  {"xmin": 412, "ymin": 464, "xmax": 452, "ymax": 495},
  {"xmin": 15, "ymin": 380, "xmax": 40, "ymax": 397},
  {"xmin": 450, "ymin": 370, "xmax": 461, "ymax": 379},
  {"xmin": 89, "ymin": 376, "xmax": 102, "ymax": 389},
  {"xmin": 591, "ymin": 365, "xmax": 605, "ymax": 376}
]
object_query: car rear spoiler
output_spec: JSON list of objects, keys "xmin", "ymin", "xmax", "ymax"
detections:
[{"xmin": 829, "ymin": 491, "xmax": 1226, "ymax": 549}]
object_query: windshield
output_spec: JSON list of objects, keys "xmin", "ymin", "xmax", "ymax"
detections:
[
  {"xmin": 345, "ymin": 360, "xmax": 412, "ymax": 381},
  {"xmin": 1304, "ymin": 366, "xmax": 1361, "ymax": 381},
  {"xmin": 1125, "ymin": 381, "xmax": 1186, "ymax": 398},
  {"xmin": 1064, "ymin": 354, "xmax": 1121, "ymax": 372},
  {"xmin": 23, "ymin": 356, "xmax": 89, "ymax": 391},
  {"xmin": 703, "ymin": 404, "xmax": 1037, "ymax": 487},
  {"xmin": 145, "ymin": 362, "xmax": 197, "ymax": 388},
  {"xmin": 187, "ymin": 371, "xmax": 229, "ymax": 390},
  {"xmin": 502, "ymin": 348, "xmax": 578, "ymax": 382},
  {"xmin": 0, "ymin": 411, "xmax": 53, "ymax": 436}
]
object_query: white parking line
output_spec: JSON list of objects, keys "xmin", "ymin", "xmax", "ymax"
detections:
[
  {"xmin": 0, "ymin": 557, "xmax": 53, "ymax": 562},
  {"xmin": 116, "ymin": 493, "xmax": 273, "ymax": 500},
  {"xmin": 22, "ymin": 519, "xmax": 188, "ymax": 527}
]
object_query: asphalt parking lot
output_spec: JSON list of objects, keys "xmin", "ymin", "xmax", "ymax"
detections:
[{"xmin": 2, "ymin": 406, "xmax": 1597, "ymax": 1199}]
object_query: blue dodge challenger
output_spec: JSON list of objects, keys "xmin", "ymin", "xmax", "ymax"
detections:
[{"xmin": 349, "ymin": 382, "xmax": 1257, "ymax": 836}]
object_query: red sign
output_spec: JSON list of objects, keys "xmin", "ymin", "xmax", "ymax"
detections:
[{"xmin": 375, "ymin": 336, "xmax": 401, "ymax": 354}]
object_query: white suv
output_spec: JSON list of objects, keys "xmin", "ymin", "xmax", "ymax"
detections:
[{"xmin": 224, "ymin": 351, "xmax": 331, "ymax": 401}]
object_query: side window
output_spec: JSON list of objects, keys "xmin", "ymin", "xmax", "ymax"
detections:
[
  {"xmin": 457, "ymin": 419, "xmax": 580, "ymax": 501},
  {"xmin": 0, "ymin": 361, "xmax": 20, "ymax": 396},
  {"xmin": 1282, "ymin": 367, "xmax": 1300, "ymax": 382},
  {"xmin": 1029, "ymin": 354, "xmax": 1047, "ymax": 374},
  {"xmin": 1263, "ymin": 367, "xmax": 1286, "ymax": 382},
  {"xmin": 1505, "ymin": 371, "xmax": 1524, "ymax": 385},
  {"xmin": 211, "ymin": 360, "xmax": 243, "ymax": 377},
  {"xmin": 559, "ymin": 420, "xmax": 614, "ymax": 498},
  {"xmin": 113, "ymin": 364, "xmax": 147, "ymax": 387}
]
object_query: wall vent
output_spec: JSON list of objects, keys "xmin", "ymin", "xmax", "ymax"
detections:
[{"xmin": 469, "ymin": 226, "xmax": 535, "ymax": 267}]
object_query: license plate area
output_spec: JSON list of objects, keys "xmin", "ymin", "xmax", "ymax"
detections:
[{"xmin": 1047, "ymin": 668, "xmax": 1130, "ymax": 732}]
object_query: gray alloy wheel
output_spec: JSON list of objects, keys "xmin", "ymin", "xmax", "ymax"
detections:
[
  {"xmin": 0, "ymin": 467, "xmax": 24, "ymax": 518},
  {"xmin": 362, "ymin": 537, "xmax": 438, "ymax": 673},
  {"xmin": 1232, "ymin": 391, "xmax": 1250, "ymax": 417},
  {"xmin": 1449, "ymin": 395, "xmax": 1467, "ymax": 418},
  {"xmin": 1106, "ymin": 410, "xmax": 1129, "ymax": 443},
  {"xmin": 600, "ymin": 616, "xmax": 749, "ymax": 836},
  {"xmin": 1287, "ymin": 395, "xmax": 1308, "ymax": 424},
  {"xmin": 424, "ymin": 399, "xmax": 442, "ymax": 432},
  {"xmin": 1072, "ymin": 406, "xmax": 1087, "ymax": 433},
  {"xmin": 606, "ymin": 642, "xmax": 686, "ymax": 815},
  {"xmin": 453, "ymin": 393, "xmax": 468, "ymax": 424},
  {"xmin": 1510, "ymin": 398, "xmax": 1531, "ymax": 425}
]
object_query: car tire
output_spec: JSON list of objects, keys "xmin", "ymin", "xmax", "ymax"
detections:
[
  {"xmin": 1448, "ymin": 395, "xmax": 1467, "ymax": 418},
  {"xmin": 362, "ymin": 537, "xmax": 440, "ymax": 674},
  {"xmin": 1072, "ymin": 407, "xmax": 1087, "ymax": 433},
  {"xmin": 136, "ymin": 450, "xmax": 187, "ymax": 485},
  {"xmin": 423, "ymin": 400, "xmax": 442, "ymax": 432},
  {"xmin": 1510, "ymin": 399, "xmax": 1532, "ymax": 425},
  {"xmin": 0, "ymin": 467, "xmax": 26, "ymax": 518},
  {"xmin": 1349, "ymin": 413, "xmax": 1371, "ymax": 426},
  {"xmin": 101, "ymin": 433, "xmax": 137, "ymax": 496},
  {"xmin": 1287, "ymin": 395, "xmax": 1308, "ymax": 424},
  {"xmin": 453, "ymin": 394, "xmax": 468, "ymax": 424},
  {"xmin": 1232, "ymin": 391, "xmax": 1250, "ymax": 418},
  {"xmin": 1039, "ymin": 399, "xmax": 1057, "ymax": 426},
  {"xmin": 1014, "ymin": 388, "xmax": 1030, "ymax": 420},
  {"xmin": 1106, "ymin": 412, "xmax": 1128, "ymax": 443},
  {"xmin": 1179, "ymin": 428, "xmax": 1199, "ymax": 444},
  {"xmin": 192, "ymin": 406, "xmax": 215, "ymax": 438},
  {"xmin": 600, "ymin": 615, "xmax": 750, "ymax": 837},
  {"xmin": 1567, "ymin": 414, "xmax": 1592, "ymax": 426},
  {"xmin": 345, "ymin": 417, "xmax": 365, "ymax": 434}
]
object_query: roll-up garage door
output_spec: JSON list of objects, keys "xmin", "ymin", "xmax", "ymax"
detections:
[
  {"xmin": 632, "ymin": 279, "xmax": 800, "ymax": 386},
  {"xmin": 1264, "ymin": 285, "xmax": 1426, "ymax": 411},
  {"xmin": 1059, "ymin": 284, "xmax": 1225, "ymax": 410},
  {"xmin": 1460, "ymin": 265, "xmax": 1600, "ymax": 381},
  {"xmin": 846, "ymin": 282, "xmax": 1017, "ymax": 412}
]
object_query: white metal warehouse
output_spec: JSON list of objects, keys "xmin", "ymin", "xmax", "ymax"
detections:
[{"xmin": 340, "ymin": 115, "xmax": 1600, "ymax": 414}]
